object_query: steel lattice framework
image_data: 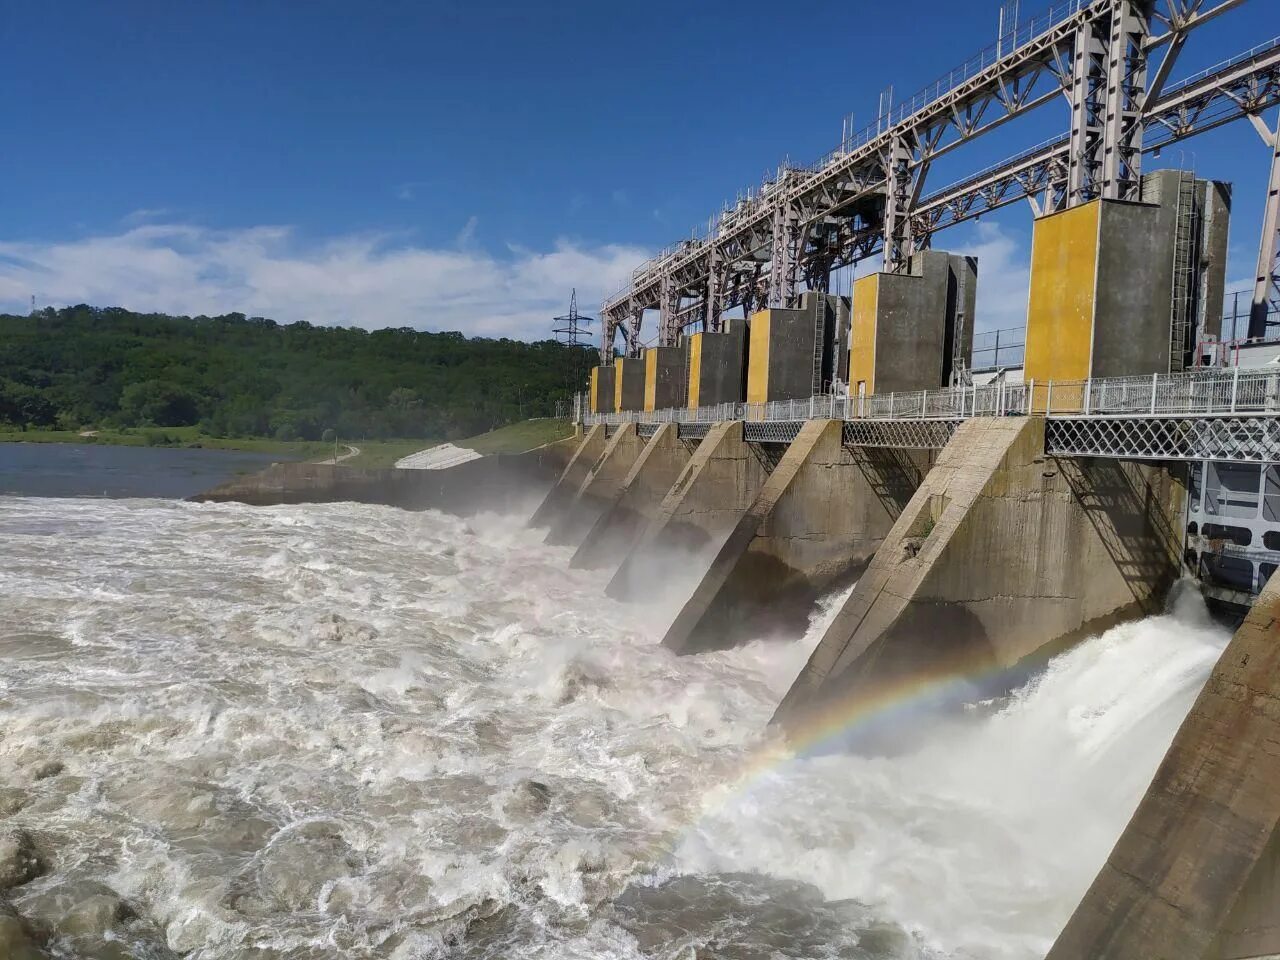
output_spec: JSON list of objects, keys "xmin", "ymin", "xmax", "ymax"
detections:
[
  {"xmin": 842, "ymin": 419, "xmax": 965, "ymax": 449},
  {"xmin": 743, "ymin": 421, "xmax": 804, "ymax": 444},
  {"xmin": 1046, "ymin": 414, "xmax": 1280, "ymax": 460},
  {"xmin": 599, "ymin": 0, "xmax": 1277, "ymax": 360}
]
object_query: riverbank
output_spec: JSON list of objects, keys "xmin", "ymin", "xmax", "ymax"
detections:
[
  {"xmin": 0, "ymin": 428, "xmax": 429, "ymax": 470},
  {"xmin": 0, "ymin": 419, "xmax": 573, "ymax": 469}
]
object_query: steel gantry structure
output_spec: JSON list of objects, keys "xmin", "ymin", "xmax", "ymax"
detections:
[{"xmin": 599, "ymin": 0, "xmax": 1280, "ymax": 362}]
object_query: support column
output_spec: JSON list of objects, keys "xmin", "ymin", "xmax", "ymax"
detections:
[
  {"xmin": 1067, "ymin": 2, "xmax": 1149, "ymax": 207},
  {"xmin": 769, "ymin": 201, "xmax": 802, "ymax": 308},
  {"xmin": 881, "ymin": 134, "xmax": 920, "ymax": 273},
  {"xmin": 1250, "ymin": 112, "xmax": 1280, "ymax": 340},
  {"xmin": 706, "ymin": 246, "xmax": 725, "ymax": 333},
  {"xmin": 659, "ymin": 272, "xmax": 680, "ymax": 346}
]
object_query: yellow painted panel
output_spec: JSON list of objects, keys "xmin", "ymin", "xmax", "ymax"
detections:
[
  {"xmin": 1025, "ymin": 201, "xmax": 1100, "ymax": 409},
  {"xmin": 849, "ymin": 274, "xmax": 879, "ymax": 396},
  {"xmin": 687, "ymin": 334, "xmax": 703, "ymax": 409},
  {"xmin": 614, "ymin": 357, "xmax": 626, "ymax": 411},
  {"xmin": 643, "ymin": 349, "xmax": 659, "ymax": 411},
  {"xmin": 589, "ymin": 367, "xmax": 600, "ymax": 413},
  {"xmin": 746, "ymin": 311, "xmax": 772, "ymax": 404}
]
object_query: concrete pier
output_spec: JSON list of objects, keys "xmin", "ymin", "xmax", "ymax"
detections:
[
  {"xmin": 1025, "ymin": 170, "xmax": 1230, "ymax": 389},
  {"xmin": 570, "ymin": 423, "xmax": 693, "ymax": 571},
  {"xmin": 849, "ymin": 250, "xmax": 976, "ymax": 396},
  {"xmin": 662, "ymin": 420, "xmax": 930, "ymax": 654},
  {"xmin": 589, "ymin": 365, "xmax": 616, "ymax": 414},
  {"xmin": 747, "ymin": 293, "xmax": 847, "ymax": 402},
  {"xmin": 644, "ymin": 346, "xmax": 685, "ymax": 411},
  {"xmin": 605, "ymin": 421, "xmax": 774, "ymax": 603},
  {"xmin": 545, "ymin": 423, "xmax": 647, "ymax": 547},
  {"xmin": 1046, "ymin": 572, "xmax": 1280, "ymax": 960},
  {"xmin": 528, "ymin": 424, "xmax": 607, "ymax": 529},
  {"xmin": 614, "ymin": 357, "xmax": 646, "ymax": 412},
  {"xmin": 773, "ymin": 417, "xmax": 1185, "ymax": 729},
  {"xmin": 687, "ymin": 319, "xmax": 747, "ymax": 407}
]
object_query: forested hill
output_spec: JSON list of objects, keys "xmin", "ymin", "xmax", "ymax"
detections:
[{"xmin": 0, "ymin": 306, "xmax": 596, "ymax": 441}]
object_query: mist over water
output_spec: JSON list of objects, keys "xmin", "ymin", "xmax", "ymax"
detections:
[{"xmin": 0, "ymin": 496, "xmax": 1229, "ymax": 959}]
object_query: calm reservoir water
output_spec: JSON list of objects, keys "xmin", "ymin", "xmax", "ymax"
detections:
[
  {"xmin": 0, "ymin": 442, "xmax": 288, "ymax": 499},
  {"xmin": 0, "ymin": 448, "xmax": 1229, "ymax": 958}
]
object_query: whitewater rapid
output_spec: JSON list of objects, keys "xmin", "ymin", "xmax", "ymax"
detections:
[{"xmin": 0, "ymin": 496, "xmax": 1229, "ymax": 959}]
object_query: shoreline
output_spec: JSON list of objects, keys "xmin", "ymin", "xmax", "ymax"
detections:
[{"xmin": 0, "ymin": 430, "xmax": 437, "ymax": 469}]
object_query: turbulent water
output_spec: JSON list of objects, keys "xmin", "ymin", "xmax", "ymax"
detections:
[{"xmin": 0, "ymin": 496, "xmax": 1230, "ymax": 960}]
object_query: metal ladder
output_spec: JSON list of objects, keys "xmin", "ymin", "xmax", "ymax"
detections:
[
  {"xmin": 951, "ymin": 262, "xmax": 973, "ymax": 387},
  {"xmin": 1169, "ymin": 171, "xmax": 1198, "ymax": 373},
  {"xmin": 681, "ymin": 331, "xmax": 692, "ymax": 407},
  {"xmin": 810, "ymin": 294, "xmax": 827, "ymax": 395}
]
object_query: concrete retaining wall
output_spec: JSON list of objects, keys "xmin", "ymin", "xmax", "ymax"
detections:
[
  {"xmin": 605, "ymin": 421, "xmax": 774, "ymax": 603},
  {"xmin": 545, "ymin": 423, "xmax": 647, "ymax": 547},
  {"xmin": 193, "ymin": 444, "xmax": 566, "ymax": 517},
  {"xmin": 773, "ymin": 416, "xmax": 1185, "ymax": 729},
  {"xmin": 1045, "ymin": 572, "xmax": 1280, "ymax": 960},
  {"xmin": 662, "ymin": 420, "xmax": 930, "ymax": 654},
  {"xmin": 570, "ymin": 423, "xmax": 693, "ymax": 572}
]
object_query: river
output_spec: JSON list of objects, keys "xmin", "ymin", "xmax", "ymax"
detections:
[
  {"xmin": 0, "ymin": 443, "xmax": 289, "ymax": 499},
  {"xmin": 0, "ymin": 471, "xmax": 1229, "ymax": 958}
]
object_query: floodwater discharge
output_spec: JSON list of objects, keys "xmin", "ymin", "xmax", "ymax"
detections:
[{"xmin": 0, "ymin": 496, "xmax": 1230, "ymax": 959}]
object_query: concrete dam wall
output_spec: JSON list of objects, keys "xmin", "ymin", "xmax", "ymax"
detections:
[
  {"xmin": 1046, "ymin": 571, "xmax": 1280, "ymax": 960},
  {"xmin": 194, "ymin": 440, "xmax": 573, "ymax": 516},
  {"xmin": 530, "ymin": 417, "xmax": 1189, "ymax": 707}
]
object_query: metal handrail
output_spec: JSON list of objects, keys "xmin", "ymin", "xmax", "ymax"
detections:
[{"xmin": 579, "ymin": 368, "xmax": 1280, "ymax": 427}]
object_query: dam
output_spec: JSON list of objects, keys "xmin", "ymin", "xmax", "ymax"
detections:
[
  {"xmin": 182, "ymin": 0, "xmax": 1280, "ymax": 956},
  {"xmin": 520, "ymin": 1, "xmax": 1280, "ymax": 955}
]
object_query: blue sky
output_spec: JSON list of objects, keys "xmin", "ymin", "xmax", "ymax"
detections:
[{"xmin": 1, "ymin": 0, "xmax": 1276, "ymax": 339}]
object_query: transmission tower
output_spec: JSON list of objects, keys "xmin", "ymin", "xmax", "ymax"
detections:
[{"xmin": 552, "ymin": 289, "xmax": 595, "ymax": 411}]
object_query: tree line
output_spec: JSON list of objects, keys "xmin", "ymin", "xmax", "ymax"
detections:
[{"xmin": 0, "ymin": 306, "xmax": 597, "ymax": 441}]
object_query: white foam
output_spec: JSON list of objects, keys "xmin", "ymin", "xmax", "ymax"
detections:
[{"xmin": 0, "ymin": 496, "xmax": 1230, "ymax": 958}]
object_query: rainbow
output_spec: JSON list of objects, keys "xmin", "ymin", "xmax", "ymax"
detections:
[{"xmin": 664, "ymin": 649, "xmax": 1061, "ymax": 857}]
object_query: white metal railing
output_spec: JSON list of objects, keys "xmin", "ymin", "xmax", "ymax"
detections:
[{"xmin": 578, "ymin": 368, "xmax": 1280, "ymax": 429}]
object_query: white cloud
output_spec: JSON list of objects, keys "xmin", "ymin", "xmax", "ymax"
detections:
[
  {"xmin": 948, "ymin": 220, "xmax": 1031, "ymax": 334},
  {"xmin": 0, "ymin": 224, "xmax": 647, "ymax": 340}
]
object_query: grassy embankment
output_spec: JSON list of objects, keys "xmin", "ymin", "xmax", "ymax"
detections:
[
  {"xmin": 0, "ymin": 418, "xmax": 574, "ymax": 469},
  {"xmin": 454, "ymin": 418, "xmax": 574, "ymax": 455},
  {"xmin": 0, "ymin": 426, "xmax": 416, "ymax": 468}
]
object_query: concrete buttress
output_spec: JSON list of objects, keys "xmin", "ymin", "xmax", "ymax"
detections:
[
  {"xmin": 605, "ymin": 421, "xmax": 774, "ymax": 604},
  {"xmin": 528, "ymin": 424, "xmax": 606, "ymax": 529},
  {"xmin": 772, "ymin": 416, "xmax": 1185, "ymax": 730},
  {"xmin": 1046, "ymin": 571, "xmax": 1280, "ymax": 960},
  {"xmin": 662, "ymin": 420, "xmax": 930, "ymax": 654},
  {"xmin": 544, "ymin": 423, "xmax": 646, "ymax": 547},
  {"xmin": 571, "ymin": 423, "xmax": 692, "ymax": 571}
]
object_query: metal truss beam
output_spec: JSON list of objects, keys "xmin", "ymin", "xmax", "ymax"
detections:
[
  {"xmin": 910, "ymin": 36, "xmax": 1280, "ymax": 241},
  {"xmin": 601, "ymin": 0, "xmax": 1259, "ymax": 350}
]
